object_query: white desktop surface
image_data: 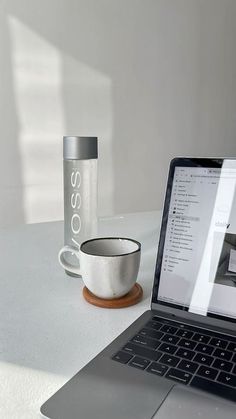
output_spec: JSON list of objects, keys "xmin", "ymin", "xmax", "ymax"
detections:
[{"xmin": 0, "ymin": 211, "xmax": 161, "ymax": 419}]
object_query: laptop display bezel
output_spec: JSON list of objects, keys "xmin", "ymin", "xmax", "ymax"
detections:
[{"xmin": 151, "ymin": 157, "xmax": 236, "ymax": 326}]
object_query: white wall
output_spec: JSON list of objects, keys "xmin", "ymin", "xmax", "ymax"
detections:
[{"xmin": 0, "ymin": 0, "xmax": 236, "ymax": 227}]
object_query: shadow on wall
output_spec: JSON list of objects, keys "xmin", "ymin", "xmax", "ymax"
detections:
[
  {"xmin": 1, "ymin": 3, "xmax": 114, "ymax": 227},
  {"xmin": 0, "ymin": 0, "xmax": 162, "ymax": 227},
  {"xmin": 0, "ymin": 7, "xmax": 25, "ymax": 226},
  {"xmin": 0, "ymin": 2, "xmax": 120, "ymax": 230},
  {"xmin": 7, "ymin": 14, "xmax": 113, "ymax": 225}
]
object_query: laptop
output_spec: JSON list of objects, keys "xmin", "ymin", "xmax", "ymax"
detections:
[{"xmin": 41, "ymin": 157, "xmax": 236, "ymax": 419}]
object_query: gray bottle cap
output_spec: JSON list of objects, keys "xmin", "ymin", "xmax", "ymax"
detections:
[{"xmin": 63, "ymin": 136, "xmax": 98, "ymax": 160}]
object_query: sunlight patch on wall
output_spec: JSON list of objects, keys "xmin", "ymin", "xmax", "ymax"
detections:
[
  {"xmin": 8, "ymin": 15, "xmax": 114, "ymax": 223},
  {"xmin": 8, "ymin": 15, "xmax": 64, "ymax": 223}
]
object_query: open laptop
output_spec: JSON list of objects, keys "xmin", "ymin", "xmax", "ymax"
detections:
[{"xmin": 41, "ymin": 157, "xmax": 236, "ymax": 419}]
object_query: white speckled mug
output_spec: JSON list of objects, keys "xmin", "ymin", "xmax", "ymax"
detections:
[{"xmin": 58, "ymin": 237, "xmax": 141, "ymax": 299}]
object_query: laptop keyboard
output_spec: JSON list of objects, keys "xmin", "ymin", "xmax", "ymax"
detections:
[{"xmin": 112, "ymin": 316, "xmax": 236, "ymax": 402}]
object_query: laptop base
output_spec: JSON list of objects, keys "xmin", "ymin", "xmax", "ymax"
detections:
[{"xmin": 41, "ymin": 310, "xmax": 235, "ymax": 419}]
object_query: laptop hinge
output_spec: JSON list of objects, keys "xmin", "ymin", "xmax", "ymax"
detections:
[{"xmin": 151, "ymin": 302, "xmax": 236, "ymax": 336}]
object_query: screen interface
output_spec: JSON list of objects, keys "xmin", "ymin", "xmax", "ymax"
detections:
[{"xmin": 157, "ymin": 160, "xmax": 236, "ymax": 321}]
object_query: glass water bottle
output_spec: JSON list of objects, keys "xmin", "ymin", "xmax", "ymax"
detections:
[{"xmin": 63, "ymin": 136, "xmax": 98, "ymax": 276}]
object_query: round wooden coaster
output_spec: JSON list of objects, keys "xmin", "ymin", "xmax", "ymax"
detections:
[{"xmin": 83, "ymin": 283, "xmax": 143, "ymax": 309}]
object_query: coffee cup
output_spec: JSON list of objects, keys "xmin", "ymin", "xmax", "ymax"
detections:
[{"xmin": 58, "ymin": 237, "xmax": 141, "ymax": 299}]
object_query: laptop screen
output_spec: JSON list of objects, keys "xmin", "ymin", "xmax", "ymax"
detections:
[{"xmin": 153, "ymin": 158, "xmax": 236, "ymax": 323}]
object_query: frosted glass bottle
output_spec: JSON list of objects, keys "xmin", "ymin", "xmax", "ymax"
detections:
[{"xmin": 63, "ymin": 136, "xmax": 98, "ymax": 276}]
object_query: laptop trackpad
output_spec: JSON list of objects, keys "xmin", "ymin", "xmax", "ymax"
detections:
[{"xmin": 153, "ymin": 385, "xmax": 235, "ymax": 419}]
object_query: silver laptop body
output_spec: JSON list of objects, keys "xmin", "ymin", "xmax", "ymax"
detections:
[{"xmin": 41, "ymin": 157, "xmax": 236, "ymax": 419}]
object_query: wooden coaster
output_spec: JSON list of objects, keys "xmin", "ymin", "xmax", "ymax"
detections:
[{"xmin": 83, "ymin": 283, "xmax": 143, "ymax": 309}]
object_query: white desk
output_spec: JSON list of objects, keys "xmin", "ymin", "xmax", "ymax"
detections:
[{"xmin": 0, "ymin": 211, "xmax": 161, "ymax": 419}]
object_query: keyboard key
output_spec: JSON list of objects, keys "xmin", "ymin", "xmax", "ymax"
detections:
[
  {"xmin": 212, "ymin": 358, "xmax": 233, "ymax": 372},
  {"xmin": 166, "ymin": 368, "xmax": 192, "ymax": 384},
  {"xmin": 177, "ymin": 323, "xmax": 197, "ymax": 332},
  {"xmin": 192, "ymin": 333, "xmax": 210, "ymax": 344},
  {"xmin": 139, "ymin": 328, "xmax": 164, "ymax": 341},
  {"xmin": 160, "ymin": 325, "xmax": 178, "ymax": 334},
  {"xmin": 112, "ymin": 351, "xmax": 133, "ymax": 364},
  {"xmin": 193, "ymin": 353, "xmax": 213, "ymax": 366},
  {"xmin": 213, "ymin": 348, "xmax": 233, "ymax": 361},
  {"xmin": 159, "ymin": 353, "xmax": 180, "ymax": 367},
  {"xmin": 191, "ymin": 376, "xmax": 236, "ymax": 402},
  {"xmin": 146, "ymin": 362, "xmax": 169, "ymax": 376},
  {"xmin": 146, "ymin": 320, "xmax": 162, "ymax": 331},
  {"xmin": 176, "ymin": 347, "xmax": 195, "ymax": 360},
  {"xmin": 132, "ymin": 335, "xmax": 160, "ymax": 349},
  {"xmin": 122, "ymin": 342, "xmax": 162, "ymax": 361},
  {"xmin": 227, "ymin": 342, "xmax": 236, "ymax": 353},
  {"xmin": 195, "ymin": 343, "xmax": 214, "ymax": 355},
  {"xmin": 159, "ymin": 342, "xmax": 177, "ymax": 354},
  {"xmin": 197, "ymin": 365, "xmax": 218, "ymax": 380},
  {"xmin": 178, "ymin": 360, "xmax": 198, "ymax": 374},
  {"xmin": 209, "ymin": 337, "xmax": 228, "ymax": 349},
  {"xmin": 161, "ymin": 334, "xmax": 179, "ymax": 345},
  {"xmin": 153, "ymin": 317, "xmax": 179, "ymax": 328},
  {"xmin": 233, "ymin": 353, "xmax": 236, "ymax": 363},
  {"xmin": 129, "ymin": 356, "xmax": 150, "ymax": 370},
  {"xmin": 233, "ymin": 365, "xmax": 236, "ymax": 375},
  {"xmin": 176, "ymin": 329, "xmax": 194, "ymax": 339},
  {"xmin": 178, "ymin": 338, "xmax": 196, "ymax": 350},
  {"xmin": 217, "ymin": 372, "xmax": 236, "ymax": 388}
]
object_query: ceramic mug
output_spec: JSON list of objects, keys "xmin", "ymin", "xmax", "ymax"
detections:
[{"xmin": 58, "ymin": 237, "xmax": 141, "ymax": 299}]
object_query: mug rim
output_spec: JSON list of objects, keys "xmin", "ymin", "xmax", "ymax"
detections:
[{"xmin": 80, "ymin": 237, "xmax": 141, "ymax": 257}]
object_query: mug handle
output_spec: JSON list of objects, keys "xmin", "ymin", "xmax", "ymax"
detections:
[{"xmin": 58, "ymin": 245, "xmax": 81, "ymax": 276}]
